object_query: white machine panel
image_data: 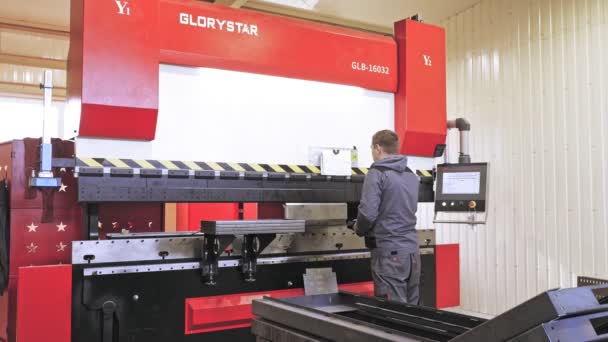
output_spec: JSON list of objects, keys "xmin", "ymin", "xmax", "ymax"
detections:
[{"xmin": 76, "ymin": 65, "xmax": 395, "ymax": 167}]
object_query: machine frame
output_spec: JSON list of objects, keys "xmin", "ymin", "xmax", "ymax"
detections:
[{"xmin": 2, "ymin": 1, "xmax": 455, "ymax": 341}]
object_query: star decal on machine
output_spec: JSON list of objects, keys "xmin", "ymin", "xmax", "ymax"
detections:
[
  {"xmin": 59, "ymin": 182, "xmax": 68, "ymax": 192},
  {"xmin": 56, "ymin": 241, "xmax": 67, "ymax": 252},
  {"xmin": 27, "ymin": 222, "xmax": 38, "ymax": 232},
  {"xmin": 148, "ymin": 221, "xmax": 153, "ymax": 229},
  {"xmin": 56, "ymin": 222, "xmax": 67, "ymax": 232},
  {"xmin": 26, "ymin": 242, "xmax": 38, "ymax": 254}
]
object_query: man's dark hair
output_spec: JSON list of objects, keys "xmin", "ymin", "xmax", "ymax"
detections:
[{"xmin": 372, "ymin": 130, "xmax": 400, "ymax": 154}]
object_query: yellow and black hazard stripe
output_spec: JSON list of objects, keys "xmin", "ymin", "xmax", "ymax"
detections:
[
  {"xmin": 76, "ymin": 158, "xmax": 370, "ymax": 176},
  {"xmin": 416, "ymin": 169, "xmax": 434, "ymax": 178}
]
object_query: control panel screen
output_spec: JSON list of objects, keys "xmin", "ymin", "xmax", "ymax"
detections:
[
  {"xmin": 435, "ymin": 163, "xmax": 488, "ymax": 212},
  {"xmin": 442, "ymin": 172, "xmax": 481, "ymax": 195}
]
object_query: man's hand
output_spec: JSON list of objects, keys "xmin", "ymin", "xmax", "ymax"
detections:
[
  {"xmin": 346, "ymin": 220, "xmax": 357, "ymax": 230},
  {"xmin": 347, "ymin": 220, "xmax": 366, "ymax": 236}
]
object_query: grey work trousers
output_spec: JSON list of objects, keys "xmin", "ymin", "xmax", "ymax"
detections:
[{"xmin": 370, "ymin": 248, "xmax": 421, "ymax": 304}]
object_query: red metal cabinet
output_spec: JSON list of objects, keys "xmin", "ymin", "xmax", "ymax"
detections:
[
  {"xmin": 16, "ymin": 265, "xmax": 72, "ymax": 342},
  {"xmin": 394, "ymin": 19, "xmax": 447, "ymax": 157}
]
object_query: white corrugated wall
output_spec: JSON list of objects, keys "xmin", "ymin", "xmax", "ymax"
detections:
[{"xmin": 437, "ymin": 0, "xmax": 608, "ymax": 315}]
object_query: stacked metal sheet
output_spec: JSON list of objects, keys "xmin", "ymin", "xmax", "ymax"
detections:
[
  {"xmin": 201, "ymin": 219, "xmax": 306, "ymax": 235},
  {"xmin": 303, "ymin": 268, "xmax": 338, "ymax": 296}
]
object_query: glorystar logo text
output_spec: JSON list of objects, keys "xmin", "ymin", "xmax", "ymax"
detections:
[{"xmin": 179, "ymin": 13, "xmax": 259, "ymax": 36}]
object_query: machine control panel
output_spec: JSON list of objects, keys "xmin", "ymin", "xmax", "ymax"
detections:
[{"xmin": 435, "ymin": 163, "xmax": 488, "ymax": 212}]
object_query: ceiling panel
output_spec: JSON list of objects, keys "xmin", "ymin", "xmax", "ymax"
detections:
[
  {"xmin": 1, "ymin": 0, "xmax": 70, "ymax": 30},
  {"xmin": 260, "ymin": 0, "xmax": 481, "ymax": 26},
  {"xmin": 0, "ymin": 0, "xmax": 481, "ymax": 32}
]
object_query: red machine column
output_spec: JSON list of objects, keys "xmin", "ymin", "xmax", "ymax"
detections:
[
  {"xmin": 16, "ymin": 265, "xmax": 72, "ymax": 342},
  {"xmin": 69, "ymin": 0, "xmax": 160, "ymax": 140},
  {"xmin": 394, "ymin": 19, "xmax": 447, "ymax": 156}
]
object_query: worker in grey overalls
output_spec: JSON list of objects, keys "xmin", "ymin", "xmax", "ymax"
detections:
[{"xmin": 352, "ymin": 129, "xmax": 421, "ymax": 304}]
